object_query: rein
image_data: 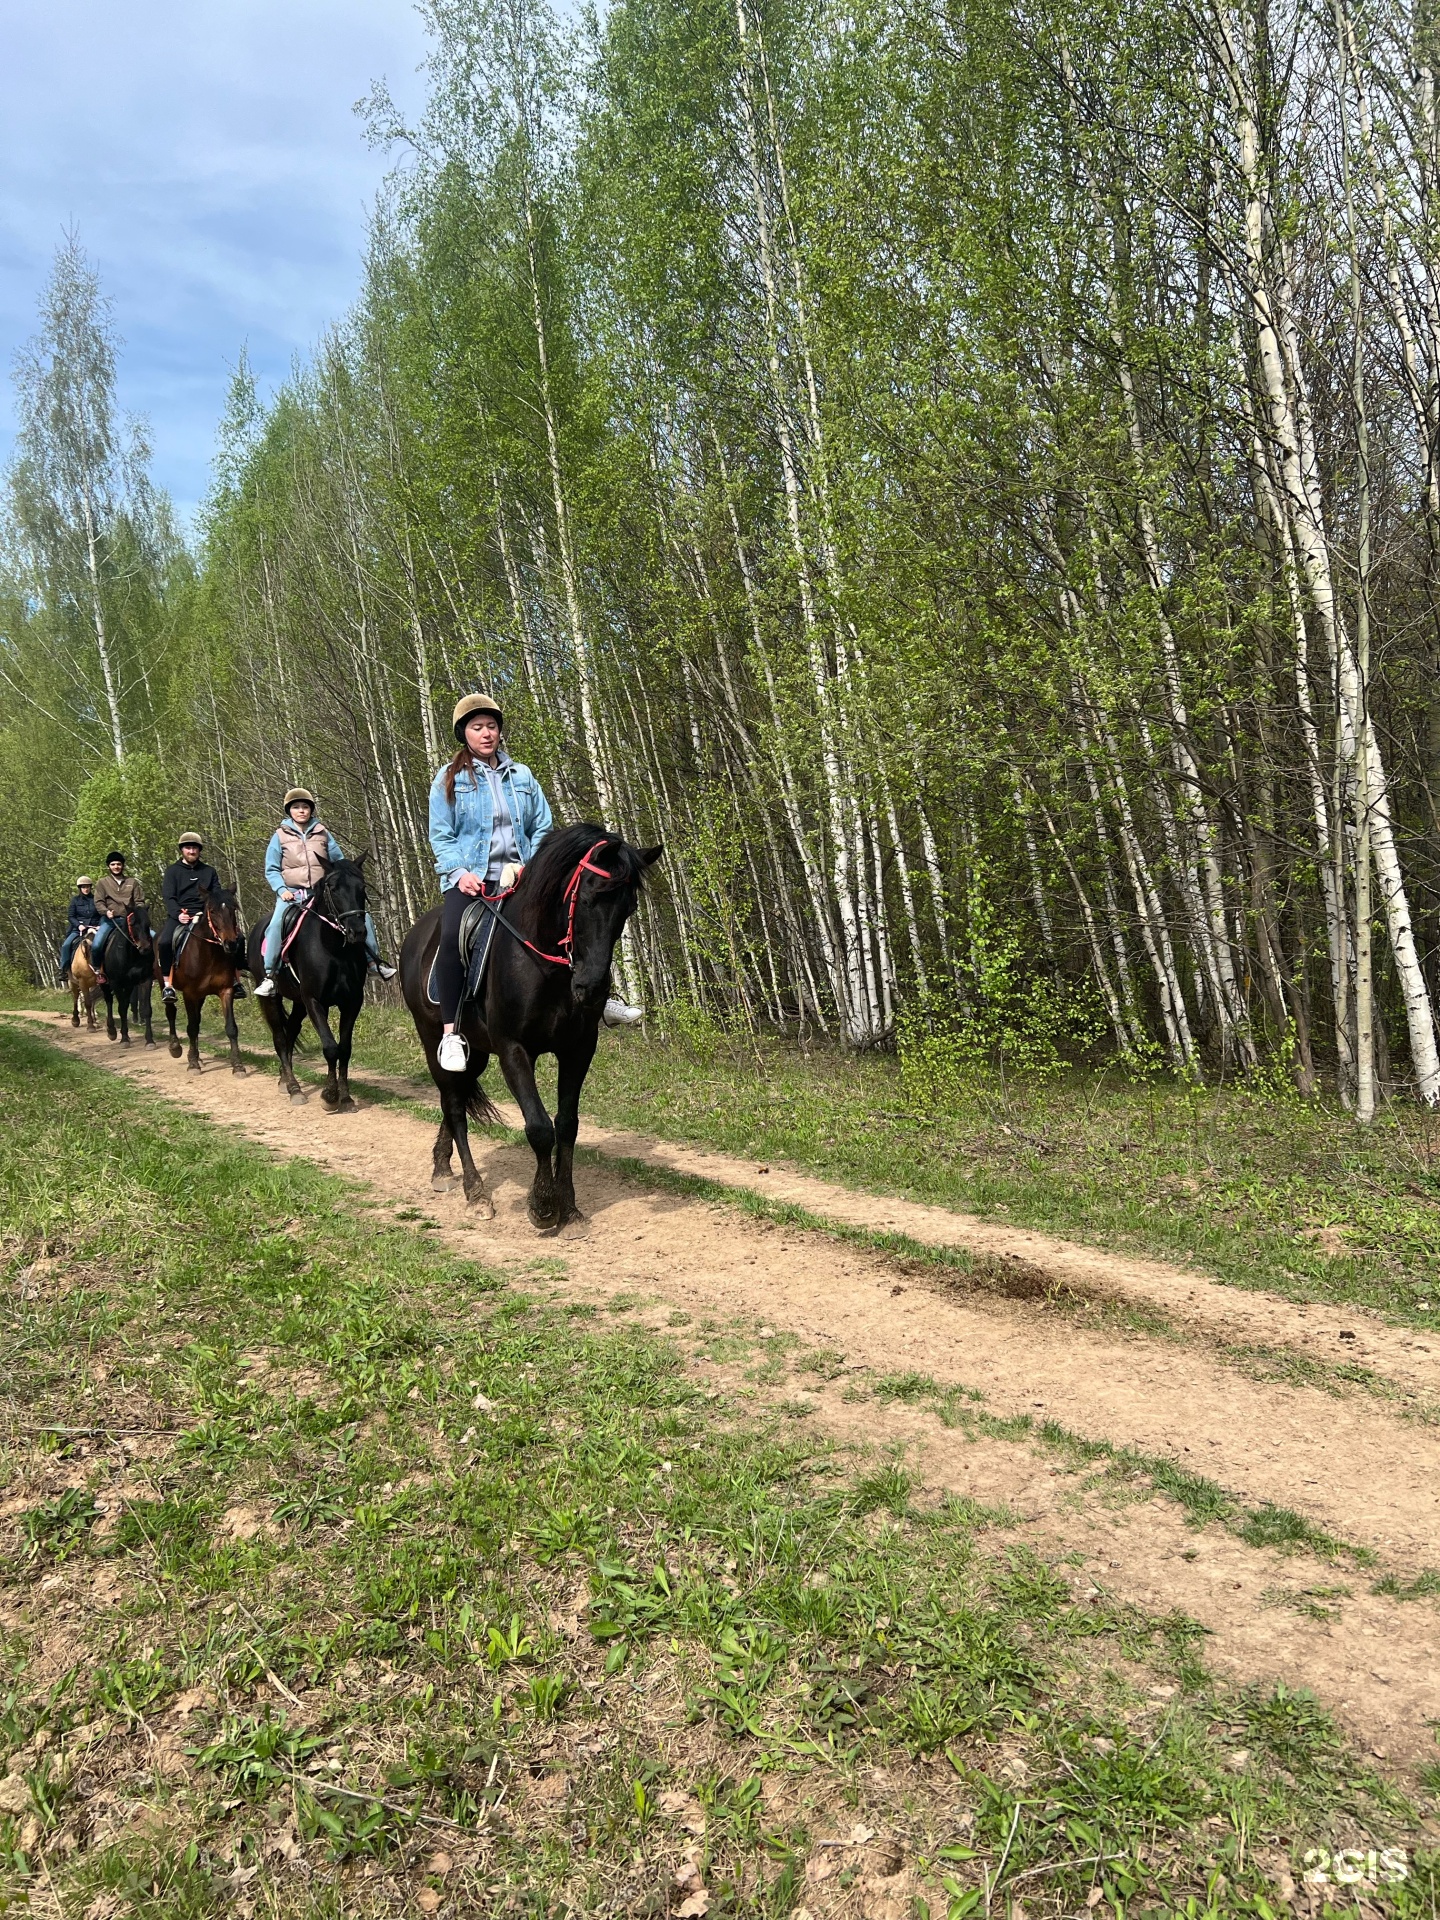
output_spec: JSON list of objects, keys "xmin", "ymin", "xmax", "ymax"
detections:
[
  {"xmin": 279, "ymin": 873, "xmax": 365, "ymax": 964},
  {"xmin": 477, "ymin": 839, "xmax": 614, "ymax": 970}
]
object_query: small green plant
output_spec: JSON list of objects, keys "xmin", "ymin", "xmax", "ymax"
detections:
[
  {"xmin": 21, "ymin": 1488, "xmax": 99, "ymax": 1561},
  {"xmin": 525, "ymin": 1672, "xmax": 573, "ymax": 1720}
]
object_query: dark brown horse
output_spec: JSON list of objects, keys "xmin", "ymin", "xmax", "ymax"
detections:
[
  {"xmin": 166, "ymin": 883, "xmax": 246, "ymax": 1073},
  {"xmin": 400, "ymin": 823, "xmax": 662, "ymax": 1226}
]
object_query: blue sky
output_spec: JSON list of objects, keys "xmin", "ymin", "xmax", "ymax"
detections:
[{"xmin": 0, "ymin": 0, "xmax": 432, "ymax": 527}]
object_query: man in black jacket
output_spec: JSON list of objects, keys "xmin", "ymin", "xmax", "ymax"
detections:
[
  {"xmin": 59, "ymin": 877, "xmax": 101, "ymax": 982},
  {"xmin": 160, "ymin": 833, "xmax": 224, "ymax": 1002}
]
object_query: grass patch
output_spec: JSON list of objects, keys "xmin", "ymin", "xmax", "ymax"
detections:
[{"xmin": 0, "ymin": 1019, "xmax": 1434, "ymax": 1914}]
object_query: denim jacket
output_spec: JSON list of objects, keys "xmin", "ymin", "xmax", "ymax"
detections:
[{"xmin": 428, "ymin": 753, "xmax": 552, "ymax": 891}]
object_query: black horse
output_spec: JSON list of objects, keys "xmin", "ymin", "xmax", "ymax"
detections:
[
  {"xmin": 246, "ymin": 857, "xmax": 370, "ymax": 1112},
  {"xmin": 400, "ymin": 822, "xmax": 662, "ymax": 1227},
  {"xmin": 98, "ymin": 909, "xmax": 157, "ymax": 1048}
]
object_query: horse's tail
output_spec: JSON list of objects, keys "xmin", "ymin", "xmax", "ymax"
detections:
[{"xmin": 468, "ymin": 1081, "xmax": 502, "ymax": 1127}]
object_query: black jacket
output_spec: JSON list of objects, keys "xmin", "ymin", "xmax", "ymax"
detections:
[
  {"xmin": 67, "ymin": 892, "xmax": 101, "ymax": 932},
  {"xmin": 162, "ymin": 859, "xmax": 221, "ymax": 920}
]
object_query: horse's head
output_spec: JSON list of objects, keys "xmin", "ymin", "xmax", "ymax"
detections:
[
  {"xmin": 317, "ymin": 854, "xmax": 369, "ymax": 949},
  {"xmin": 527, "ymin": 825, "xmax": 664, "ymax": 1011},
  {"xmin": 123, "ymin": 909, "xmax": 154, "ymax": 954},
  {"xmin": 199, "ymin": 883, "xmax": 245, "ymax": 962}
]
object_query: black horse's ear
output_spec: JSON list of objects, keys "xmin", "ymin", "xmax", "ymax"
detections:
[
  {"xmin": 640, "ymin": 845, "xmax": 664, "ymax": 867},
  {"xmin": 355, "ymin": 849, "xmax": 369, "ymax": 869}
]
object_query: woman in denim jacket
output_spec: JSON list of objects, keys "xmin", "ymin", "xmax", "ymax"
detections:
[{"xmin": 428, "ymin": 694, "xmax": 641, "ymax": 1073}]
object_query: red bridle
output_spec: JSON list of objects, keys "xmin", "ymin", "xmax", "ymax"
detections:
[{"xmin": 500, "ymin": 838, "xmax": 614, "ymax": 969}]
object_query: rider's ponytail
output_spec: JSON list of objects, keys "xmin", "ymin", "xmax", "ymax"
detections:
[{"xmin": 443, "ymin": 745, "xmax": 476, "ymax": 806}]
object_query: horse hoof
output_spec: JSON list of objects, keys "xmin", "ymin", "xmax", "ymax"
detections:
[
  {"xmin": 337, "ymin": 1096, "xmax": 358, "ymax": 1112},
  {"xmin": 70, "ymin": 1016, "xmax": 79, "ymax": 1029},
  {"xmin": 466, "ymin": 1194, "xmax": 496, "ymax": 1219},
  {"xmin": 188, "ymin": 1061, "xmax": 201, "ymax": 1073},
  {"xmin": 168, "ymin": 1042, "xmax": 182, "ymax": 1058},
  {"xmin": 431, "ymin": 1172, "xmax": 458, "ymax": 1192},
  {"xmin": 289, "ymin": 1092, "xmax": 308, "ymax": 1106}
]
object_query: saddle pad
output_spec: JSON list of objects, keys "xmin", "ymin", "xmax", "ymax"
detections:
[
  {"xmin": 425, "ymin": 896, "xmax": 501, "ymax": 1008},
  {"xmin": 173, "ymin": 917, "xmax": 201, "ymax": 962}
]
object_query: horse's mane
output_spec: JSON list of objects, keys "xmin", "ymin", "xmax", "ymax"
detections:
[{"xmin": 519, "ymin": 823, "xmax": 648, "ymax": 914}]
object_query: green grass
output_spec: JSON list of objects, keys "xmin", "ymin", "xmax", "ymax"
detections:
[{"xmin": 1, "ymin": 1021, "xmax": 1436, "ymax": 1915}]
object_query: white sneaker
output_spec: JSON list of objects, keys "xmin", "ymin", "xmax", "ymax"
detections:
[
  {"xmin": 372, "ymin": 962, "xmax": 397, "ymax": 981},
  {"xmin": 438, "ymin": 1032, "xmax": 469, "ymax": 1073},
  {"xmin": 603, "ymin": 997, "xmax": 644, "ymax": 1027},
  {"xmin": 255, "ymin": 977, "xmax": 277, "ymax": 999}
]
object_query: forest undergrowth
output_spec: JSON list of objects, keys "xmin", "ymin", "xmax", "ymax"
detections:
[{"xmin": 2, "ymin": 1020, "xmax": 1439, "ymax": 1917}]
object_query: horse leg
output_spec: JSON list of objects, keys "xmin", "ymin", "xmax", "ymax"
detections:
[
  {"xmin": 553, "ymin": 1030, "xmax": 598, "ymax": 1227},
  {"xmin": 118, "ymin": 986, "xmax": 131, "ymax": 1046},
  {"xmin": 306, "ymin": 999, "xmax": 342, "ymax": 1109},
  {"xmin": 497, "ymin": 1040, "xmax": 559, "ymax": 1230},
  {"xmin": 71, "ymin": 982, "xmax": 80, "ymax": 1029},
  {"xmin": 281, "ymin": 999, "xmax": 308, "ymax": 1102},
  {"xmin": 166, "ymin": 976, "xmax": 182, "ymax": 1057},
  {"xmin": 440, "ymin": 1076, "xmax": 492, "ymax": 1215},
  {"xmin": 180, "ymin": 991, "xmax": 202, "ymax": 1070},
  {"xmin": 334, "ymin": 997, "xmax": 358, "ymax": 1111},
  {"xmin": 431, "ymin": 1117, "xmax": 458, "ymax": 1190},
  {"xmin": 222, "ymin": 984, "xmax": 242, "ymax": 1073},
  {"xmin": 103, "ymin": 984, "xmax": 117, "ymax": 1042},
  {"xmin": 140, "ymin": 978, "xmax": 156, "ymax": 1047}
]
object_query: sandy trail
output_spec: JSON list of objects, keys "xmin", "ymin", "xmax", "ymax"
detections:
[{"xmin": 16, "ymin": 1012, "xmax": 1440, "ymax": 1771}]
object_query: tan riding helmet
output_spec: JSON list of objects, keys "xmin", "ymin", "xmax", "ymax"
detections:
[
  {"xmin": 282, "ymin": 788, "xmax": 317, "ymax": 812},
  {"xmin": 453, "ymin": 692, "xmax": 504, "ymax": 741},
  {"xmin": 75, "ymin": 876, "xmax": 93, "ymax": 888},
  {"xmin": 177, "ymin": 832, "xmax": 204, "ymax": 850}
]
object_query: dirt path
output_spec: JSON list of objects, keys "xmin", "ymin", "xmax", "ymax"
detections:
[
  {"xmin": 17, "ymin": 1012, "xmax": 1440, "ymax": 1773},
  {"xmin": 229, "ymin": 1051, "xmax": 1440, "ymax": 1408}
]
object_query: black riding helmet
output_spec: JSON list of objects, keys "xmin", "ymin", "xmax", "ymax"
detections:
[{"xmin": 105, "ymin": 850, "xmax": 126, "ymax": 867}]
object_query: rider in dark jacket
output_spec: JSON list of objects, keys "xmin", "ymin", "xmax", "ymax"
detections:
[
  {"xmin": 59, "ymin": 878, "xmax": 101, "ymax": 981},
  {"xmin": 159, "ymin": 834, "xmax": 223, "ymax": 1001}
]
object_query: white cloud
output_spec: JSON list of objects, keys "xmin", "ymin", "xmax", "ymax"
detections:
[{"xmin": 0, "ymin": 0, "xmax": 431, "ymax": 525}]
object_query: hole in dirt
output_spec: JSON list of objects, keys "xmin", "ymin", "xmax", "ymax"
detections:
[{"xmin": 924, "ymin": 1255, "xmax": 1062, "ymax": 1302}]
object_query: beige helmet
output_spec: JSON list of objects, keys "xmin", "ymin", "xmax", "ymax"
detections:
[
  {"xmin": 282, "ymin": 788, "xmax": 317, "ymax": 812},
  {"xmin": 75, "ymin": 876, "xmax": 93, "ymax": 888},
  {"xmin": 453, "ymin": 692, "xmax": 504, "ymax": 741},
  {"xmin": 177, "ymin": 832, "xmax": 204, "ymax": 851}
]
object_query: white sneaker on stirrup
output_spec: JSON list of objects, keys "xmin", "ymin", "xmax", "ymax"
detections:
[
  {"xmin": 603, "ymin": 997, "xmax": 644, "ymax": 1027},
  {"xmin": 438, "ymin": 1031, "xmax": 469, "ymax": 1073},
  {"xmin": 254, "ymin": 976, "xmax": 277, "ymax": 999}
]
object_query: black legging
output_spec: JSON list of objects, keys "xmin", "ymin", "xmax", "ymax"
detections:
[
  {"xmin": 435, "ymin": 885, "xmax": 470, "ymax": 1024},
  {"xmin": 158, "ymin": 917, "xmax": 183, "ymax": 975}
]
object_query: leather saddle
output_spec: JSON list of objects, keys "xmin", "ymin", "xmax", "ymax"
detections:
[{"xmin": 425, "ymin": 896, "xmax": 501, "ymax": 1009}]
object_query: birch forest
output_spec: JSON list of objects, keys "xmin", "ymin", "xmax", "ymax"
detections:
[{"xmin": 5, "ymin": 0, "xmax": 1440, "ymax": 1110}]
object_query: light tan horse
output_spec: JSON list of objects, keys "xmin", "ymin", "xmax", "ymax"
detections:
[{"xmin": 69, "ymin": 930, "xmax": 99, "ymax": 1030}]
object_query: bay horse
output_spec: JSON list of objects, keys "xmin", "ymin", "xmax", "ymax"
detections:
[
  {"xmin": 98, "ymin": 910, "xmax": 158, "ymax": 1048},
  {"xmin": 167, "ymin": 883, "xmax": 247, "ymax": 1074},
  {"xmin": 70, "ymin": 931, "xmax": 99, "ymax": 1030},
  {"xmin": 400, "ymin": 823, "xmax": 662, "ymax": 1227},
  {"xmin": 245, "ymin": 857, "xmax": 370, "ymax": 1111}
]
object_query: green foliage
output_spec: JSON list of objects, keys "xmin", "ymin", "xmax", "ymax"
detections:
[{"xmin": 62, "ymin": 751, "xmax": 181, "ymax": 894}]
